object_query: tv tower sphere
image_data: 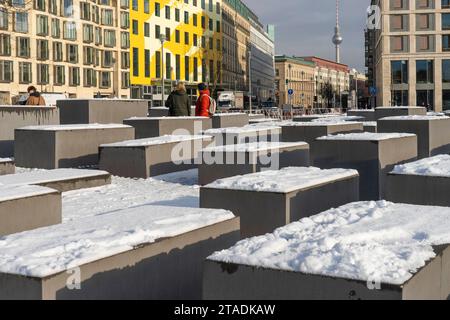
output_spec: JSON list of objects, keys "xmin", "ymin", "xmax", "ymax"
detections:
[{"xmin": 332, "ymin": 0, "xmax": 343, "ymax": 62}]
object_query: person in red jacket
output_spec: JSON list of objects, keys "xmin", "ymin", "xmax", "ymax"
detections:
[{"xmin": 195, "ymin": 83, "xmax": 211, "ymax": 117}]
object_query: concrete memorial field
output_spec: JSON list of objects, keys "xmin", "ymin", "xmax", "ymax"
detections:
[
  {"xmin": 347, "ymin": 109, "xmax": 376, "ymax": 121},
  {"xmin": 211, "ymin": 113, "xmax": 249, "ymax": 128},
  {"xmin": 314, "ymin": 132, "xmax": 417, "ymax": 200},
  {"xmin": 204, "ymin": 201, "xmax": 450, "ymax": 300},
  {"xmin": 377, "ymin": 115, "xmax": 450, "ymax": 159},
  {"xmin": 386, "ymin": 155, "xmax": 450, "ymax": 206},
  {"xmin": 200, "ymin": 167, "xmax": 359, "ymax": 238},
  {"xmin": 14, "ymin": 124, "xmax": 134, "ymax": 169},
  {"xmin": 198, "ymin": 142, "xmax": 310, "ymax": 185}
]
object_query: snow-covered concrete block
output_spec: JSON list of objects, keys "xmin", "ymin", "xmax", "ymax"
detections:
[
  {"xmin": 386, "ymin": 155, "xmax": 450, "ymax": 206},
  {"xmin": 363, "ymin": 122, "xmax": 377, "ymax": 133},
  {"xmin": 123, "ymin": 117, "xmax": 212, "ymax": 139},
  {"xmin": 377, "ymin": 116, "xmax": 450, "ymax": 159},
  {"xmin": 198, "ymin": 142, "xmax": 310, "ymax": 185},
  {"xmin": 314, "ymin": 132, "xmax": 417, "ymax": 200},
  {"xmin": 281, "ymin": 122, "xmax": 363, "ymax": 162},
  {"xmin": 292, "ymin": 114, "xmax": 343, "ymax": 122},
  {"xmin": 58, "ymin": 99, "xmax": 148, "ymax": 125},
  {"xmin": 0, "ymin": 158, "xmax": 14, "ymax": 175},
  {"xmin": 200, "ymin": 167, "xmax": 359, "ymax": 238},
  {"xmin": 99, "ymin": 135, "xmax": 213, "ymax": 178},
  {"xmin": 0, "ymin": 205, "xmax": 239, "ymax": 300},
  {"xmin": 347, "ymin": 109, "xmax": 376, "ymax": 121},
  {"xmin": 203, "ymin": 126, "xmax": 281, "ymax": 146},
  {"xmin": 0, "ymin": 106, "xmax": 59, "ymax": 157},
  {"xmin": 375, "ymin": 106, "xmax": 427, "ymax": 120},
  {"xmin": 0, "ymin": 169, "xmax": 111, "ymax": 192},
  {"xmin": 204, "ymin": 201, "xmax": 450, "ymax": 300},
  {"xmin": 0, "ymin": 185, "xmax": 61, "ymax": 236},
  {"xmin": 14, "ymin": 124, "xmax": 134, "ymax": 169},
  {"xmin": 212, "ymin": 113, "xmax": 249, "ymax": 128}
]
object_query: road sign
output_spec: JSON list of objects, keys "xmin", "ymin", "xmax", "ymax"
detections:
[
  {"xmin": 288, "ymin": 89, "xmax": 294, "ymax": 95},
  {"xmin": 369, "ymin": 86, "xmax": 377, "ymax": 96}
]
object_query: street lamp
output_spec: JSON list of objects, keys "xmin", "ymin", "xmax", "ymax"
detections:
[
  {"xmin": 159, "ymin": 34, "xmax": 166, "ymax": 106},
  {"xmin": 355, "ymin": 71, "xmax": 359, "ymax": 109},
  {"xmin": 288, "ymin": 64, "xmax": 292, "ymax": 106},
  {"xmin": 248, "ymin": 47, "xmax": 253, "ymax": 113}
]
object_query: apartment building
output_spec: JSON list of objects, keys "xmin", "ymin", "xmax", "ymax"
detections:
[
  {"xmin": 249, "ymin": 21, "xmax": 275, "ymax": 102},
  {"xmin": 275, "ymin": 55, "xmax": 316, "ymax": 108},
  {"xmin": 130, "ymin": 0, "xmax": 222, "ymax": 106},
  {"xmin": 302, "ymin": 56, "xmax": 350, "ymax": 108},
  {"xmin": 221, "ymin": 0, "xmax": 250, "ymax": 93},
  {"xmin": 368, "ymin": 0, "xmax": 450, "ymax": 111},
  {"xmin": 0, "ymin": 0, "xmax": 130, "ymax": 104}
]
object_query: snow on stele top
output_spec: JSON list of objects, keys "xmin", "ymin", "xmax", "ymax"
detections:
[
  {"xmin": 100, "ymin": 135, "xmax": 211, "ymax": 148},
  {"xmin": 204, "ymin": 125, "xmax": 281, "ymax": 135},
  {"xmin": 0, "ymin": 168, "xmax": 109, "ymax": 186},
  {"xmin": 209, "ymin": 201, "xmax": 450, "ymax": 285},
  {"xmin": 0, "ymin": 158, "xmax": 13, "ymax": 163},
  {"xmin": 317, "ymin": 132, "xmax": 415, "ymax": 141},
  {"xmin": 0, "ymin": 184, "xmax": 57, "ymax": 202},
  {"xmin": 202, "ymin": 142, "xmax": 308, "ymax": 153},
  {"xmin": 0, "ymin": 205, "xmax": 235, "ymax": 278},
  {"xmin": 391, "ymin": 154, "xmax": 450, "ymax": 177},
  {"xmin": 205, "ymin": 167, "xmax": 358, "ymax": 193},
  {"xmin": 380, "ymin": 115, "xmax": 450, "ymax": 121},
  {"xmin": 18, "ymin": 124, "xmax": 132, "ymax": 131}
]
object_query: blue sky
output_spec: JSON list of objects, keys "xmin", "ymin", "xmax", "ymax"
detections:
[{"xmin": 244, "ymin": 0, "xmax": 369, "ymax": 71}]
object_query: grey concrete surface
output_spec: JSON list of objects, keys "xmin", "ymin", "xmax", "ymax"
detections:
[
  {"xmin": 212, "ymin": 113, "xmax": 249, "ymax": 128},
  {"xmin": 375, "ymin": 107, "xmax": 427, "ymax": 120}
]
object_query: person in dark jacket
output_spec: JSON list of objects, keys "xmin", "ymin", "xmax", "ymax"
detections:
[
  {"xmin": 195, "ymin": 83, "xmax": 211, "ymax": 117},
  {"xmin": 166, "ymin": 82, "xmax": 191, "ymax": 116},
  {"xmin": 25, "ymin": 86, "xmax": 46, "ymax": 106}
]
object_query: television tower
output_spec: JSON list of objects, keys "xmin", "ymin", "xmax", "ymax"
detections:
[{"xmin": 332, "ymin": 0, "xmax": 343, "ymax": 63}]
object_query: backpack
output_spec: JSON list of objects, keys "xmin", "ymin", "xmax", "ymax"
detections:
[{"xmin": 200, "ymin": 94, "xmax": 217, "ymax": 115}]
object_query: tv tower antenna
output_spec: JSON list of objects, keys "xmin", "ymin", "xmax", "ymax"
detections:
[{"xmin": 332, "ymin": 0, "xmax": 343, "ymax": 63}]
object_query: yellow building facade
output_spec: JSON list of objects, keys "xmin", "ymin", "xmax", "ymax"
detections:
[{"xmin": 130, "ymin": 0, "xmax": 222, "ymax": 105}]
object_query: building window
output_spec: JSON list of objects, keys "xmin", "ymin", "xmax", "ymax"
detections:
[
  {"xmin": 155, "ymin": 3, "xmax": 160, "ymax": 16},
  {"xmin": 166, "ymin": 52, "xmax": 171, "ymax": 79},
  {"xmin": 391, "ymin": 60, "xmax": 408, "ymax": 84},
  {"xmin": 144, "ymin": 23, "xmax": 150, "ymax": 37},
  {"xmin": 0, "ymin": 34, "xmax": 10, "ymax": 56},
  {"xmin": 51, "ymin": 18, "xmax": 60, "ymax": 38},
  {"xmin": 36, "ymin": 15, "xmax": 48, "ymax": 36},
  {"xmin": 102, "ymin": 50, "xmax": 114, "ymax": 68},
  {"xmin": 121, "ymin": 71, "xmax": 130, "ymax": 89},
  {"xmin": 0, "ymin": 60, "xmax": 13, "ymax": 82},
  {"xmin": 104, "ymin": 30, "xmax": 116, "ymax": 47},
  {"xmin": 15, "ymin": 12, "xmax": 28, "ymax": 33},
  {"xmin": 121, "ymin": 32, "xmax": 129, "ymax": 49},
  {"xmin": 443, "ymin": 0, "xmax": 450, "ymax": 9},
  {"xmin": 443, "ymin": 60, "xmax": 450, "ymax": 83},
  {"xmin": 83, "ymin": 24, "xmax": 94, "ymax": 43},
  {"xmin": 83, "ymin": 68, "xmax": 97, "ymax": 87},
  {"xmin": 132, "ymin": 20, "xmax": 138, "ymax": 35},
  {"xmin": 63, "ymin": 21, "xmax": 77, "ymax": 40},
  {"xmin": 19, "ymin": 62, "xmax": 32, "ymax": 84},
  {"xmin": 121, "ymin": 51, "xmax": 129, "ymax": 69},
  {"xmin": 95, "ymin": 27, "xmax": 102, "ymax": 45},
  {"xmin": 443, "ymin": 90, "xmax": 450, "ymax": 110},
  {"xmin": 417, "ymin": 90, "xmax": 434, "ymax": 110},
  {"xmin": 132, "ymin": 47, "xmax": 139, "ymax": 77},
  {"xmin": 416, "ymin": 60, "xmax": 434, "ymax": 83},
  {"xmin": 144, "ymin": 0, "xmax": 149, "ymax": 13},
  {"xmin": 62, "ymin": 0, "xmax": 74, "ymax": 17},
  {"xmin": 67, "ymin": 44, "xmax": 78, "ymax": 63},
  {"xmin": 443, "ymin": 35, "xmax": 450, "ymax": 51},
  {"xmin": 391, "ymin": 90, "xmax": 409, "ymax": 106},
  {"xmin": 132, "ymin": 0, "xmax": 138, "ymax": 11},
  {"xmin": 100, "ymin": 71, "xmax": 111, "ymax": 88},
  {"xmin": 185, "ymin": 56, "xmax": 189, "ymax": 81},
  {"xmin": 417, "ymin": 35, "xmax": 435, "ymax": 51},
  {"xmin": 176, "ymin": 54, "xmax": 180, "ymax": 80},
  {"xmin": 69, "ymin": 67, "xmax": 80, "ymax": 86},
  {"xmin": 16, "ymin": 37, "xmax": 30, "ymax": 57},
  {"xmin": 391, "ymin": 36, "xmax": 408, "ymax": 52},
  {"xmin": 165, "ymin": 6, "xmax": 170, "ymax": 19},
  {"xmin": 54, "ymin": 65, "xmax": 65, "ymax": 85},
  {"xmin": 443, "ymin": 13, "xmax": 450, "ymax": 30},
  {"xmin": 37, "ymin": 63, "xmax": 49, "ymax": 84},
  {"xmin": 0, "ymin": 9, "xmax": 8, "ymax": 30},
  {"xmin": 49, "ymin": 0, "xmax": 57, "ymax": 14},
  {"xmin": 121, "ymin": 0, "xmax": 129, "ymax": 9},
  {"xmin": 120, "ymin": 11, "xmax": 129, "ymax": 29},
  {"xmin": 390, "ymin": 0, "xmax": 408, "ymax": 10},
  {"xmin": 36, "ymin": 40, "xmax": 49, "ymax": 60},
  {"xmin": 144, "ymin": 49, "xmax": 150, "ymax": 77},
  {"xmin": 102, "ymin": 9, "xmax": 113, "ymax": 26},
  {"xmin": 53, "ymin": 42, "xmax": 63, "ymax": 61},
  {"xmin": 155, "ymin": 51, "xmax": 161, "ymax": 78},
  {"xmin": 80, "ymin": 2, "xmax": 90, "ymax": 20}
]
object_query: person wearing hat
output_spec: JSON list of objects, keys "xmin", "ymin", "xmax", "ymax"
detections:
[
  {"xmin": 25, "ymin": 86, "xmax": 46, "ymax": 106},
  {"xmin": 195, "ymin": 83, "xmax": 211, "ymax": 117}
]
